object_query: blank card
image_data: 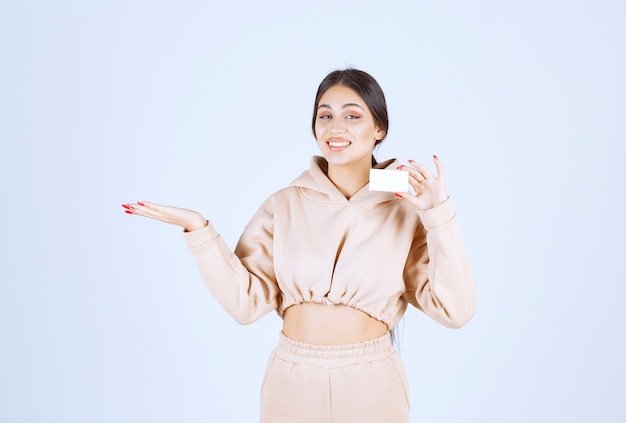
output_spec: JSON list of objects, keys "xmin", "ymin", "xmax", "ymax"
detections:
[{"xmin": 369, "ymin": 169, "xmax": 409, "ymax": 192}]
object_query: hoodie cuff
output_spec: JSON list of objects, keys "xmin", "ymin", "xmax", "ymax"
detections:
[
  {"xmin": 417, "ymin": 197, "xmax": 456, "ymax": 230},
  {"xmin": 183, "ymin": 221, "xmax": 219, "ymax": 249}
]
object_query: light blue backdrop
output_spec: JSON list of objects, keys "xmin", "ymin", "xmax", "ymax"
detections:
[{"xmin": 1, "ymin": 1, "xmax": 624, "ymax": 422}]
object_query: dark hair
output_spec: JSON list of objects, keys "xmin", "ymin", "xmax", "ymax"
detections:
[{"xmin": 311, "ymin": 68, "xmax": 389, "ymax": 147}]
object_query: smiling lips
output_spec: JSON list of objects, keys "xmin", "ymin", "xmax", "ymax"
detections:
[{"xmin": 328, "ymin": 139, "xmax": 351, "ymax": 151}]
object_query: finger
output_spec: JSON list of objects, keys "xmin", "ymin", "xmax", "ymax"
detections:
[
  {"xmin": 432, "ymin": 155, "xmax": 445, "ymax": 179},
  {"xmin": 395, "ymin": 191, "xmax": 422, "ymax": 208},
  {"xmin": 131, "ymin": 201, "xmax": 170, "ymax": 218},
  {"xmin": 398, "ymin": 164, "xmax": 426, "ymax": 182},
  {"xmin": 407, "ymin": 160, "xmax": 435, "ymax": 180},
  {"xmin": 407, "ymin": 178, "xmax": 422, "ymax": 194},
  {"xmin": 410, "ymin": 170, "xmax": 426, "ymax": 183},
  {"xmin": 408, "ymin": 174, "xmax": 426, "ymax": 186},
  {"xmin": 122, "ymin": 201, "xmax": 168, "ymax": 221},
  {"xmin": 122, "ymin": 204, "xmax": 154, "ymax": 218},
  {"xmin": 134, "ymin": 200, "xmax": 162, "ymax": 210}
]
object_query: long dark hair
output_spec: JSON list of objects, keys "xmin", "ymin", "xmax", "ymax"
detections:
[{"xmin": 311, "ymin": 68, "xmax": 389, "ymax": 148}]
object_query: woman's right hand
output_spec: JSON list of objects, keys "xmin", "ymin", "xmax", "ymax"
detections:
[{"xmin": 122, "ymin": 201, "xmax": 208, "ymax": 232}]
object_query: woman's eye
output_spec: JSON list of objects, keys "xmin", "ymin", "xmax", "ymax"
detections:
[
  {"xmin": 346, "ymin": 114, "xmax": 361, "ymax": 120},
  {"xmin": 318, "ymin": 114, "xmax": 331, "ymax": 120}
]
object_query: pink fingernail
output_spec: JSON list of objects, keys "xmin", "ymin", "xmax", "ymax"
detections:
[
  {"xmin": 394, "ymin": 193, "xmax": 403, "ymax": 198},
  {"xmin": 396, "ymin": 165, "xmax": 404, "ymax": 170},
  {"xmin": 408, "ymin": 159, "xmax": 415, "ymax": 163},
  {"xmin": 433, "ymin": 155, "xmax": 438, "ymax": 160}
]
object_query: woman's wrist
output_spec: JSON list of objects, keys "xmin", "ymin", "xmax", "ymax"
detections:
[{"xmin": 184, "ymin": 216, "xmax": 208, "ymax": 232}]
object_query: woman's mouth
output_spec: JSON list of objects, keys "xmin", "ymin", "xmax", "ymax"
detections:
[{"xmin": 327, "ymin": 140, "xmax": 351, "ymax": 151}]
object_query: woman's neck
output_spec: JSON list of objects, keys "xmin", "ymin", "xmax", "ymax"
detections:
[{"xmin": 327, "ymin": 159, "xmax": 372, "ymax": 199}]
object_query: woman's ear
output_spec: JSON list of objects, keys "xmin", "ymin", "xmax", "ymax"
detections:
[{"xmin": 375, "ymin": 126, "xmax": 386, "ymax": 142}]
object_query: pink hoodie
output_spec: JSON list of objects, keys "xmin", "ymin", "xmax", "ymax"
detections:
[{"xmin": 183, "ymin": 156, "xmax": 475, "ymax": 329}]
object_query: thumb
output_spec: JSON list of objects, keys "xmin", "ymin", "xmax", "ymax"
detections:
[{"xmin": 394, "ymin": 192, "xmax": 422, "ymax": 209}]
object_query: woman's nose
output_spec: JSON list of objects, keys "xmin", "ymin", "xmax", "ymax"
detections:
[{"xmin": 331, "ymin": 119, "xmax": 345, "ymax": 134}]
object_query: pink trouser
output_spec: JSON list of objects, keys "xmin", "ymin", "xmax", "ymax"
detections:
[{"xmin": 259, "ymin": 332, "xmax": 410, "ymax": 423}]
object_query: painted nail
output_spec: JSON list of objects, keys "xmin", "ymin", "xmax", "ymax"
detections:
[
  {"xmin": 408, "ymin": 159, "xmax": 415, "ymax": 163},
  {"xmin": 394, "ymin": 193, "xmax": 403, "ymax": 198},
  {"xmin": 122, "ymin": 204, "xmax": 132, "ymax": 210},
  {"xmin": 137, "ymin": 202, "xmax": 145, "ymax": 206},
  {"xmin": 396, "ymin": 165, "xmax": 404, "ymax": 170},
  {"xmin": 125, "ymin": 210, "xmax": 133, "ymax": 214},
  {"xmin": 433, "ymin": 155, "xmax": 438, "ymax": 160}
]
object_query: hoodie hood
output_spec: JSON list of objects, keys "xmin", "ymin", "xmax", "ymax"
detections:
[{"xmin": 289, "ymin": 156, "xmax": 402, "ymax": 210}]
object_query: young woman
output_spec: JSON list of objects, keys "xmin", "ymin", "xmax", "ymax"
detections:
[{"xmin": 123, "ymin": 68, "xmax": 475, "ymax": 422}]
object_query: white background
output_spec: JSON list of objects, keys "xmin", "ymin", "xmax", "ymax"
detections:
[{"xmin": 1, "ymin": 1, "xmax": 625, "ymax": 422}]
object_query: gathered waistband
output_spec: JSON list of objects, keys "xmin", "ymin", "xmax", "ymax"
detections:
[{"xmin": 274, "ymin": 332, "xmax": 394, "ymax": 368}]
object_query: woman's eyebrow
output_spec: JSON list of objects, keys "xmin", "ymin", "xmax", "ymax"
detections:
[{"xmin": 317, "ymin": 103, "xmax": 365, "ymax": 110}]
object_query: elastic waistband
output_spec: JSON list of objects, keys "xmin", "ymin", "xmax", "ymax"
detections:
[{"xmin": 274, "ymin": 332, "xmax": 394, "ymax": 368}]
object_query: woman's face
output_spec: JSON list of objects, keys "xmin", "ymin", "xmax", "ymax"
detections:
[{"xmin": 314, "ymin": 85, "xmax": 384, "ymax": 168}]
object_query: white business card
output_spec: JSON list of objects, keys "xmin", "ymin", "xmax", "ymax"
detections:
[{"xmin": 369, "ymin": 169, "xmax": 409, "ymax": 192}]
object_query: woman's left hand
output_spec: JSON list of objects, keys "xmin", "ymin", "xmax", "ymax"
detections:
[{"xmin": 396, "ymin": 155, "xmax": 448, "ymax": 211}]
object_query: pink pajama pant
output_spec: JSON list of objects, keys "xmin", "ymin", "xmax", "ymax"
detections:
[{"xmin": 259, "ymin": 332, "xmax": 410, "ymax": 422}]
